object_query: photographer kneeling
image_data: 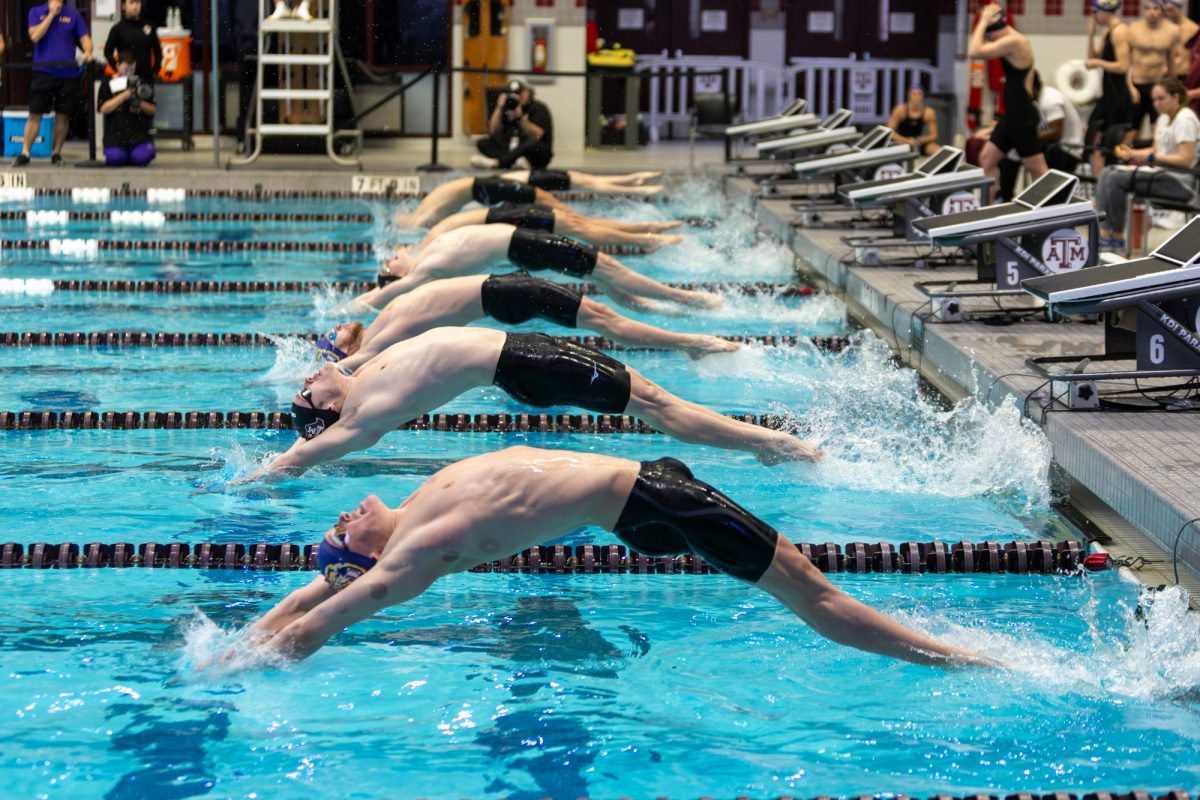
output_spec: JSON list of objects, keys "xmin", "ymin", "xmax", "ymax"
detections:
[
  {"xmin": 471, "ymin": 79, "xmax": 554, "ymax": 170},
  {"xmin": 98, "ymin": 49, "xmax": 156, "ymax": 167}
]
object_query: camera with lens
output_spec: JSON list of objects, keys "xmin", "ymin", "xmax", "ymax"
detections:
[
  {"xmin": 503, "ymin": 93, "xmax": 520, "ymax": 112},
  {"xmin": 128, "ymin": 76, "xmax": 154, "ymax": 110},
  {"xmin": 502, "ymin": 79, "xmax": 527, "ymax": 113}
]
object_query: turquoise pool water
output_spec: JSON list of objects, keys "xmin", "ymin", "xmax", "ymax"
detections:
[{"xmin": 0, "ymin": 181, "xmax": 1197, "ymax": 798}]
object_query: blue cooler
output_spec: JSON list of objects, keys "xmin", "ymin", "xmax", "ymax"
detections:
[{"xmin": 3, "ymin": 110, "xmax": 54, "ymax": 158}]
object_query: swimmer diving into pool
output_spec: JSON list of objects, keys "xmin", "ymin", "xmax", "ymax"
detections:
[
  {"xmin": 244, "ymin": 326, "xmax": 819, "ymax": 481},
  {"xmin": 410, "ymin": 203, "xmax": 684, "ymax": 255},
  {"xmin": 315, "ymin": 272, "xmax": 738, "ymax": 372},
  {"xmin": 357, "ymin": 224, "xmax": 719, "ymax": 312},
  {"xmin": 394, "ymin": 170, "xmax": 664, "ymax": 229},
  {"xmin": 240, "ymin": 446, "xmax": 992, "ymax": 666}
]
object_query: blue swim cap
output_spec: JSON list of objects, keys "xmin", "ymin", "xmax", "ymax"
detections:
[
  {"xmin": 315, "ymin": 330, "xmax": 348, "ymax": 362},
  {"xmin": 317, "ymin": 534, "xmax": 378, "ymax": 591}
]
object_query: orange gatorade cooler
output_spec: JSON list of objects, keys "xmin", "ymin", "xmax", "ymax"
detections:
[{"xmin": 157, "ymin": 27, "xmax": 193, "ymax": 83}]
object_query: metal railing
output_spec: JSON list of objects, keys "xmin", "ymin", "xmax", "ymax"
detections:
[
  {"xmin": 632, "ymin": 53, "xmax": 936, "ymax": 140},
  {"xmin": 787, "ymin": 57, "xmax": 936, "ymax": 124}
]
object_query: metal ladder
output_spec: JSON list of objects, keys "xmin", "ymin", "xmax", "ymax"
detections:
[{"xmin": 231, "ymin": 0, "xmax": 361, "ymax": 167}]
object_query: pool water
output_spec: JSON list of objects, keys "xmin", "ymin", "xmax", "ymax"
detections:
[{"xmin": 0, "ymin": 179, "xmax": 1197, "ymax": 798}]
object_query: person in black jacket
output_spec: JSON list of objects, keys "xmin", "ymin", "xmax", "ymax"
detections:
[
  {"xmin": 471, "ymin": 80, "xmax": 555, "ymax": 169},
  {"xmin": 103, "ymin": 0, "xmax": 161, "ymax": 82}
]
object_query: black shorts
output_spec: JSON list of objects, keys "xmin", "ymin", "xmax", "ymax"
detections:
[
  {"xmin": 485, "ymin": 203, "xmax": 556, "ymax": 232},
  {"xmin": 527, "ymin": 169, "xmax": 571, "ymax": 192},
  {"xmin": 1129, "ymin": 81, "xmax": 1157, "ymax": 134},
  {"xmin": 492, "ymin": 332, "xmax": 630, "ymax": 414},
  {"xmin": 614, "ymin": 457, "xmax": 780, "ymax": 583},
  {"xmin": 472, "ymin": 177, "xmax": 536, "ymax": 206},
  {"xmin": 507, "ymin": 228, "xmax": 598, "ymax": 278},
  {"xmin": 989, "ymin": 115, "xmax": 1042, "ymax": 158},
  {"xmin": 28, "ymin": 70, "xmax": 82, "ymax": 116},
  {"xmin": 480, "ymin": 271, "xmax": 582, "ymax": 327}
]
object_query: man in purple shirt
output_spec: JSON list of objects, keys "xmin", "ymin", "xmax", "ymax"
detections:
[{"xmin": 13, "ymin": 0, "xmax": 93, "ymax": 166}]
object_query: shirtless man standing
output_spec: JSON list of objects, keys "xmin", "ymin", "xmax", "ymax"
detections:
[
  {"xmin": 1161, "ymin": 0, "xmax": 1198, "ymax": 79},
  {"xmin": 1124, "ymin": 0, "xmax": 1183, "ymax": 144},
  {"xmin": 262, "ymin": 327, "xmax": 822, "ymax": 477},
  {"xmin": 359, "ymin": 225, "xmax": 720, "ymax": 311},
  {"xmin": 239, "ymin": 446, "xmax": 993, "ymax": 666},
  {"xmin": 315, "ymin": 273, "xmax": 738, "ymax": 371}
]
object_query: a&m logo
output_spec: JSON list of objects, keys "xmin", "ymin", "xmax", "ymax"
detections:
[
  {"xmin": 1041, "ymin": 228, "xmax": 1089, "ymax": 272},
  {"xmin": 873, "ymin": 162, "xmax": 904, "ymax": 181},
  {"xmin": 941, "ymin": 191, "xmax": 979, "ymax": 215}
]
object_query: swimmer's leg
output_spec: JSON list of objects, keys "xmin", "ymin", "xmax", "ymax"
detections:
[
  {"xmin": 576, "ymin": 297, "xmax": 737, "ymax": 360},
  {"xmin": 593, "ymin": 252, "xmax": 722, "ymax": 308},
  {"xmin": 754, "ymin": 536, "xmax": 997, "ymax": 666},
  {"xmin": 394, "ymin": 178, "xmax": 472, "ymax": 229},
  {"xmin": 569, "ymin": 171, "xmax": 664, "ymax": 195},
  {"xmin": 623, "ymin": 368, "xmax": 822, "ymax": 464},
  {"xmin": 558, "ymin": 216, "xmax": 682, "ymax": 252}
]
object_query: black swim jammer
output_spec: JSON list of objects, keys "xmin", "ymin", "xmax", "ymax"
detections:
[
  {"xmin": 471, "ymin": 177, "xmax": 536, "ymax": 206},
  {"xmin": 480, "ymin": 271, "xmax": 582, "ymax": 327},
  {"xmin": 492, "ymin": 332, "xmax": 630, "ymax": 414},
  {"xmin": 614, "ymin": 457, "xmax": 781, "ymax": 583},
  {"xmin": 485, "ymin": 203, "xmax": 556, "ymax": 232},
  {"xmin": 527, "ymin": 169, "xmax": 571, "ymax": 192},
  {"xmin": 507, "ymin": 228, "xmax": 598, "ymax": 278}
]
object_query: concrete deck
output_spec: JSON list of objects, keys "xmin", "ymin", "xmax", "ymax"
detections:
[{"xmin": 727, "ymin": 175, "xmax": 1200, "ymax": 597}]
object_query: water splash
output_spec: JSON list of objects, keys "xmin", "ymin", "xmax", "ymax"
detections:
[
  {"xmin": 310, "ymin": 284, "xmax": 370, "ymax": 324},
  {"xmin": 256, "ymin": 336, "xmax": 323, "ymax": 404},
  {"xmin": 905, "ymin": 584, "xmax": 1200, "ymax": 703},
  {"xmin": 177, "ymin": 610, "xmax": 291, "ymax": 679},
  {"xmin": 707, "ymin": 289, "xmax": 847, "ymax": 330}
]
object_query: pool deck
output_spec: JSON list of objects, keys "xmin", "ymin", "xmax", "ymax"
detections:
[{"xmin": 726, "ymin": 175, "xmax": 1200, "ymax": 599}]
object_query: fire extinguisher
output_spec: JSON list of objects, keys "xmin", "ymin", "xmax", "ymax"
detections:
[{"xmin": 532, "ymin": 37, "xmax": 548, "ymax": 73}]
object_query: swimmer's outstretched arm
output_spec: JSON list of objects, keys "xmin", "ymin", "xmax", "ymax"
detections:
[
  {"xmin": 262, "ymin": 538, "xmax": 448, "ymax": 660},
  {"xmin": 248, "ymin": 576, "xmax": 335, "ymax": 642},
  {"xmin": 756, "ymin": 537, "xmax": 999, "ymax": 667},
  {"xmin": 245, "ymin": 422, "xmax": 383, "ymax": 482},
  {"xmin": 353, "ymin": 270, "xmax": 434, "ymax": 310}
]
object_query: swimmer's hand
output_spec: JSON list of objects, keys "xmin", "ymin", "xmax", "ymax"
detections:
[{"xmin": 946, "ymin": 650, "xmax": 1005, "ymax": 669}]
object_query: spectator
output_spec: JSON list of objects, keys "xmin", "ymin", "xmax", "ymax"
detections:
[
  {"xmin": 1160, "ymin": 0, "xmax": 1197, "ymax": 80},
  {"xmin": 97, "ymin": 49, "xmax": 156, "ymax": 167},
  {"xmin": 1084, "ymin": 0, "xmax": 1132, "ymax": 177},
  {"xmin": 13, "ymin": 0, "xmax": 93, "ymax": 167},
  {"xmin": 886, "ymin": 85, "xmax": 940, "ymax": 156},
  {"xmin": 104, "ymin": 0, "xmax": 161, "ymax": 83},
  {"xmin": 1123, "ymin": 0, "xmax": 1181, "ymax": 147},
  {"xmin": 1096, "ymin": 78, "xmax": 1197, "ymax": 250},
  {"xmin": 996, "ymin": 71, "xmax": 1085, "ymax": 200},
  {"xmin": 470, "ymin": 79, "xmax": 554, "ymax": 170}
]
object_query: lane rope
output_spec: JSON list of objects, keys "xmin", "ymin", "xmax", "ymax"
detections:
[{"xmin": 0, "ymin": 538, "xmax": 1086, "ymax": 574}]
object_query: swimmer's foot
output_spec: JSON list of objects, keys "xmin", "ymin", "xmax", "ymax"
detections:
[
  {"xmin": 631, "ymin": 171, "xmax": 664, "ymax": 185},
  {"xmin": 639, "ymin": 233, "xmax": 683, "ymax": 253},
  {"xmin": 626, "ymin": 184, "xmax": 665, "ymax": 196},
  {"xmin": 686, "ymin": 335, "xmax": 740, "ymax": 360},
  {"xmin": 651, "ymin": 220, "xmax": 684, "ymax": 231},
  {"xmin": 755, "ymin": 438, "xmax": 823, "ymax": 466},
  {"xmin": 679, "ymin": 290, "xmax": 723, "ymax": 309}
]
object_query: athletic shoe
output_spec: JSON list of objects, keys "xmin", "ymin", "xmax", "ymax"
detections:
[
  {"xmin": 294, "ymin": 0, "xmax": 314, "ymax": 20},
  {"xmin": 1099, "ymin": 236, "xmax": 1126, "ymax": 251},
  {"xmin": 50, "ymin": 153, "xmax": 63, "ymax": 165},
  {"xmin": 470, "ymin": 154, "xmax": 499, "ymax": 169},
  {"xmin": 268, "ymin": 2, "xmax": 292, "ymax": 20},
  {"xmin": 11, "ymin": 154, "xmax": 30, "ymax": 167}
]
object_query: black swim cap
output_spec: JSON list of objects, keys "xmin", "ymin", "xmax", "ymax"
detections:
[
  {"xmin": 291, "ymin": 389, "xmax": 341, "ymax": 439},
  {"xmin": 985, "ymin": 8, "xmax": 1008, "ymax": 32}
]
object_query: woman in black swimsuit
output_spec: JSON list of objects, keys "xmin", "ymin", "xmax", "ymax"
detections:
[
  {"xmin": 969, "ymin": 3, "xmax": 1050, "ymax": 201},
  {"xmin": 887, "ymin": 86, "xmax": 941, "ymax": 156},
  {"xmin": 1085, "ymin": 0, "xmax": 1132, "ymax": 176}
]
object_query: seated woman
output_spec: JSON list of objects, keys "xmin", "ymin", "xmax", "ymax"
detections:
[
  {"xmin": 886, "ymin": 85, "xmax": 940, "ymax": 156},
  {"xmin": 98, "ymin": 49, "xmax": 156, "ymax": 167},
  {"xmin": 316, "ymin": 273, "xmax": 737, "ymax": 372},
  {"xmin": 1096, "ymin": 78, "xmax": 1198, "ymax": 250}
]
